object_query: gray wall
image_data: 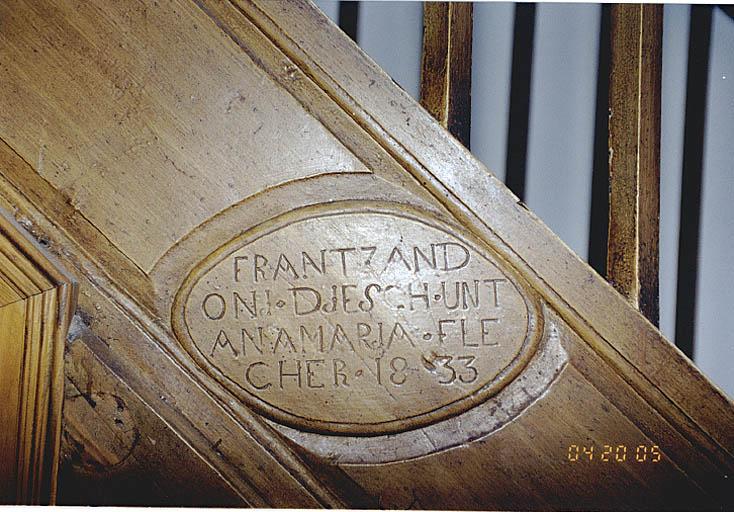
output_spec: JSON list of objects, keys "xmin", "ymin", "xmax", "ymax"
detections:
[{"xmin": 314, "ymin": 1, "xmax": 734, "ymax": 399}]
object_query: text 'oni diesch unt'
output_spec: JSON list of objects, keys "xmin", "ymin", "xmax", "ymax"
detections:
[{"xmin": 173, "ymin": 208, "xmax": 542, "ymax": 435}]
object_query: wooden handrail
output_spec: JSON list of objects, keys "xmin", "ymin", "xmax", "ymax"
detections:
[{"xmin": 420, "ymin": 2, "xmax": 663, "ymax": 326}]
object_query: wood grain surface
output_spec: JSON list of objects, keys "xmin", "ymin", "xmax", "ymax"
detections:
[
  {"xmin": 0, "ymin": 211, "xmax": 76, "ymax": 504},
  {"xmin": 607, "ymin": 4, "xmax": 663, "ymax": 326},
  {"xmin": 0, "ymin": 0, "xmax": 731, "ymax": 509},
  {"xmin": 420, "ymin": 2, "xmax": 473, "ymax": 149}
]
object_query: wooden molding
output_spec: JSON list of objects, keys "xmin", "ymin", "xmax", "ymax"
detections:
[
  {"xmin": 0, "ymin": 209, "xmax": 76, "ymax": 504},
  {"xmin": 0, "ymin": 0, "xmax": 731, "ymax": 508}
]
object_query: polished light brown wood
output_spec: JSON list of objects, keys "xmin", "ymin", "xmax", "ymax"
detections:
[
  {"xmin": 607, "ymin": 4, "xmax": 663, "ymax": 326},
  {"xmin": 0, "ymin": 211, "xmax": 76, "ymax": 504},
  {"xmin": 0, "ymin": 0, "xmax": 731, "ymax": 509}
]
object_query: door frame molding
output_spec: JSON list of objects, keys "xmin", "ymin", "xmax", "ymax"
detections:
[{"xmin": 0, "ymin": 209, "xmax": 77, "ymax": 504}]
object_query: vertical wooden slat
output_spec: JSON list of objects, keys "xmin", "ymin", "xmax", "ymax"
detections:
[
  {"xmin": 504, "ymin": 3, "xmax": 536, "ymax": 201},
  {"xmin": 587, "ymin": 5, "xmax": 612, "ymax": 276},
  {"xmin": 338, "ymin": 1, "xmax": 359, "ymax": 42},
  {"xmin": 420, "ymin": 2, "xmax": 473, "ymax": 149},
  {"xmin": 606, "ymin": 4, "xmax": 663, "ymax": 326},
  {"xmin": 675, "ymin": 6, "xmax": 712, "ymax": 358}
]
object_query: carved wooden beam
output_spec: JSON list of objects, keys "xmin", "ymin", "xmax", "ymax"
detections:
[
  {"xmin": 0, "ymin": 210, "xmax": 76, "ymax": 504},
  {"xmin": 0, "ymin": 0, "xmax": 731, "ymax": 508}
]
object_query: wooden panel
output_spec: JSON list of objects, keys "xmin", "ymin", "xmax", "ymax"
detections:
[
  {"xmin": 250, "ymin": 0, "xmax": 732, "ymax": 448},
  {"xmin": 0, "ymin": 0, "xmax": 363, "ymax": 272},
  {"xmin": 607, "ymin": 4, "xmax": 663, "ymax": 325},
  {"xmin": 0, "ymin": 0, "xmax": 731, "ymax": 509},
  {"xmin": 0, "ymin": 211, "xmax": 77, "ymax": 504},
  {"xmin": 57, "ymin": 334, "xmax": 244, "ymax": 506}
]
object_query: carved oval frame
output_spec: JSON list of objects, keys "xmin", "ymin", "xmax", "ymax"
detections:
[{"xmin": 172, "ymin": 202, "xmax": 544, "ymax": 436}]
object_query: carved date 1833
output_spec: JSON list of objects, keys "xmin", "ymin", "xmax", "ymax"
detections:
[{"xmin": 173, "ymin": 207, "xmax": 541, "ymax": 435}]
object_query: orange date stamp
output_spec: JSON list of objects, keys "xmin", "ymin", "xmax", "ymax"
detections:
[{"xmin": 567, "ymin": 444, "xmax": 662, "ymax": 463}]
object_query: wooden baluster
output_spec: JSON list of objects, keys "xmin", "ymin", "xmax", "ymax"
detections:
[
  {"xmin": 504, "ymin": 3, "xmax": 536, "ymax": 202},
  {"xmin": 0, "ymin": 211, "xmax": 76, "ymax": 504},
  {"xmin": 338, "ymin": 1, "xmax": 359, "ymax": 42},
  {"xmin": 607, "ymin": 4, "xmax": 663, "ymax": 326},
  {"xmin": 420, "ymin": 2, "xmax": 473, "ymax": 149},
  {"xmin": 674, "ymin": 6, "xmax": 712, "ymax": 358}
]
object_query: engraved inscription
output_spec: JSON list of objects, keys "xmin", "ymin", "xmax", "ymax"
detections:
[{"xmin": 173, "ymin": 209, "xmax": 541, "ymax": 434}]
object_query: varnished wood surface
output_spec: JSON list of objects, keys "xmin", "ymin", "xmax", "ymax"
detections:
[
  {"xmin": 0, "ymin": 0, "xmax": 363, "ymax": 273},
  {"xmin": 0, "ymin": 211, "xmax": 76, "ymax": 504},
  {"xmin": 0, "ymin": 0, "xmax": 731, "ymax": 509},
  {"xmin": 57, "ymin": 321, "xmax": 244, "ymax": 506},
  {"xmin": 607, "ymin": 4, "xmax": 663, "ymax": 326},
  {"xmin": 256, "ymin": 0, "xmax": 732, "ymax": 443},
  {"xmin": 420, "ymin": 2, "xmax": 473, "ymax": 148}
]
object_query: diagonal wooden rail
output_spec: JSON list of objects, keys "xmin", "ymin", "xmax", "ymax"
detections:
[{"xmin": 420, "ymin": 2, "xmax": 663, "ymax": 326}]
